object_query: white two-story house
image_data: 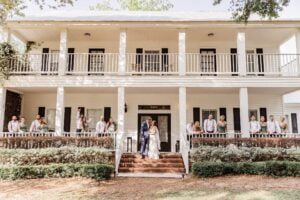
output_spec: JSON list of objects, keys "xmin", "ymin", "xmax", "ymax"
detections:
[{"xmin": 1, "ymin": 11, "xmax": 300, "ymax": 155}]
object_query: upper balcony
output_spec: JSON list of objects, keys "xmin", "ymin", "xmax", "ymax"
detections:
[{"xmin": 4, "ymin": 21, "xmax": 300, "ymax": 78}]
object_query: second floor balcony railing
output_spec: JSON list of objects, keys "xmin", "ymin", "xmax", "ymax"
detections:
[{"xmin": 8, "ymin": 53, "xmax": 300, "ymax": 77}]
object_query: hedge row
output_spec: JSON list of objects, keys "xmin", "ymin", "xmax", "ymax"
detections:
[
  {"xmin": 192, "ymin": 161, "xmax": 300, "ymax": 178},
  {"xmin": 190, "ymin": 145, "xmax": 300, "ymax": 163},
  {"xmin": 192, "ymin": 138, "xmax": 300, "ymax": 148},
  {"xmin": 0, "ymin": 136, "xmax": 114, "ymax": 149},
  {"xmin": 0, "ymin": 147, "xmax": 114, "ymax": 166},
  {"xmin": 0, "ymin": 163, "xmax": 114, "ymax": 180}
]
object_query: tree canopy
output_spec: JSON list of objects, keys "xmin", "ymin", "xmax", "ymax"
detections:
[
  {"xmin": 90, "ymin": 0, "xmax": 173, "ymax": 11},
  {"xmin": 0, "ymin": 0, "xmax": 75, "ymax": 23},
  {"xmin": 214, "ymin": 0, "xmax": 290, "ymax": 22}
]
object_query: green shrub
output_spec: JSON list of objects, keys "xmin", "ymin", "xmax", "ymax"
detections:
[
  {"xmin": 0, "ymin": 147, "xmax": 114, "ymax": 166},
  {"xmin": 192, "ymin": 161, "xmax": 300, "ymax": 178},
  {"xmin": 0, "ymin": 164, "xmax": 114, "ymax": 180},
  {"xmin": 190, "ymin": 145, "xmax": 300, "ymax": 163}
]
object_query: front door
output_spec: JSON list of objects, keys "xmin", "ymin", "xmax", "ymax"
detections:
[{"xmin": 138, "ymin": 113, "xmax": 171, "ymax": 152}]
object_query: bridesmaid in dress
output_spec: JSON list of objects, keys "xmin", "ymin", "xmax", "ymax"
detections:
[
  {"xmin": 279, "ymin": 116, "xmax": 288, "ymax": 133},
  {"xmin": 217, "ymin": 115, "xmax": 227, "ymax": 133},
  {"xmin": 259, "ymin": 116, "xmax": 268, "ymax": 133}
]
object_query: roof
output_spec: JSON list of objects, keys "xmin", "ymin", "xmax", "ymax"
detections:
[{"xmin": 8, "ymin": 11, "xmax": 300, "ymax": 22}]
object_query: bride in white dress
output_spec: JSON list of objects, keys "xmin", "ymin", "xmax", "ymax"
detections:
[{"xmin": 148, "ymin": 120, "xmax": 161, "ymax": 160}]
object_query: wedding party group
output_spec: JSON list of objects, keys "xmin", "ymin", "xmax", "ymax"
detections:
[{"xmin": 186, "ymin": 114, "xmax": 289, "ymax": 135}]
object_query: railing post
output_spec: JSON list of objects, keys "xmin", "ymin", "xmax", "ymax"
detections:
[
  {"xmin": 59, "ymin": 29, "xmax": 68, "ymax": 76},
  {"xmin": 239, "ymin": 87, "xmax": 250, "ymax": 138},
  {"xmin": 55, "ymin": 86, "xmax": 64, "ymax": 136},
  {"xmin": 237, "ymin": 32, "xmax": 247, "ymax": 76},
  {"xmin": 296, "ymin": 29, "xmax": 300, "ymax": 75},
  {"xmin": 118, "ymin": 31, "xmax": 127, "ymax": 75},
  {"xmin": 0, "ymin": 88, "xmax": 7, "ymax": 132},
  {"xmin": 178, "ymin": 31, "xmax": 186, "ymax": 76}
]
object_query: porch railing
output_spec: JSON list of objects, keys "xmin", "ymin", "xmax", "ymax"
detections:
[
  {"xmin": 8, "ymin": 53, "xmax": 300, "ymax": 77},
  {"xmin": 10, "ymin": 53, "xmax": 59, "ymax": 75},
  {"xmin": 65, "ymin": 53, "xmax": 119, "ymax": 75},
  {"xmin": 186, "ymin": 53, "xmax": 238, "ymax": 75},
  {"xmin": 246, "ymin": 54, "xmax": 300, "ymax": 76},
  {"xmin": 126, "ymin": 53, "xmax": 179, "ymax": 75}
]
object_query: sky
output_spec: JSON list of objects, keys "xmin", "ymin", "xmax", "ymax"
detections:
[{"xmin": 23, "ymin": 0, "xmax": 300, "ymax": 18}]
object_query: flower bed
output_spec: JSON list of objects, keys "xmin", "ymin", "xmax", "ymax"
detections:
[
  {"xmin": 192, "ymin": 161, "xmax": 300, "ymax": 178},
  {"xmin": 190, "ymin": 145, "xmax": 300, "ymax": 163},
  {"xmin": 192, "ymin": 138, "xmax": 300, "ymax": 148},
  {"xmin": 0, "ymin": 136, "xmax": 114, "ymax": 149},
  {"xmin": 0, "ymin": 147, "xmax": 114, "ymax": 166},
  {"xmin": 0, "ymin": 163, "xmax": 114, "ymax": 180}
]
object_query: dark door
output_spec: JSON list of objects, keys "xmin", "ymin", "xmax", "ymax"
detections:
[
  {"xmin": 88, "ymin": 48, "xmax": 105, "ymax": 73},
  {"xmin": 200, "ymin": 48, "xmax": 217, "ymax": 75},
  {"xmin": 138, "ymin": 113, "xmax": 171, "ymax": 152},
  {"xmin": 256, "ymin": 48, "xmax": 264, "ymax": 76},
  {"xmin": 67, "ymin": 48, "xmax": 75, "ymax": 72},
  {"xmin": 230, "ymin": 48, "xmax": 238, "ymax": 76},
  {"xmin": 64, "ymin": 107, "xmax": 72, "ymax": 132},
  {"xmin": 4, "ymin": 90, "xmax": 22, "ymax": 131},
  {"xmin": 291, "ymin": 113, "xmax": 298, "ymax": 133},
  {"xmin": 233, "ymin": 108, "xmax": 241, "ymax": 132},
  {"xmin": 41, "ymin": 48, "xmax": 49, "ymax": 73}
]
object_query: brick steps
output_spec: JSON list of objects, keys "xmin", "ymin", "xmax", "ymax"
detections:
[{"xmin": 118, "ymin": 153, "xmax": 185, "ymax": 175}]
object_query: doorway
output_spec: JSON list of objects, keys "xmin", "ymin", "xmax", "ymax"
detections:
[{"xmin": 137, "ymin": 113, "xmax": 171, "ymax": 152}]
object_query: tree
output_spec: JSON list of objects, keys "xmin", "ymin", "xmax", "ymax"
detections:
[
  {"xmin": 213, "ymin": 0, "xmax": 290, "ymax": 22},
  {"xmin": 0, "ymin": 0, "xmax": 76, "ymax": 24},
  {"xmin": 90, "ymin": 0, "xmax": 173, "ymax": 11}
]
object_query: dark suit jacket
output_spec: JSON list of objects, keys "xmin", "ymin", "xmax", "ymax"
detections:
[{"xmin": 141, "ymin": 121, "xmax": 150, "ymax": 138}]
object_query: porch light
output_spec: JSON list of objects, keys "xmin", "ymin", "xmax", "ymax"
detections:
[
  {"xmin": 84, "ymin": 32, "xmax": 91, "ymax": 37},
  {"xmin": 208, "ymin": 33, "xmax": 214, "ymax": 37}
]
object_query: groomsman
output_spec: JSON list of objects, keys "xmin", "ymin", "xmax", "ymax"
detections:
[
  {"xmin": 203, "ymin": 114, "xmax": 217, "ymax": 133},
  {"xmin": 249, "ymin": 115, "xmax": 261, "ymax": 134},
  {"xmin": 267, "ymin": 115, "xmax": 281, "ymax": 134},
  {"xmin": 96, "ymin": 116, "xmax": 106, "ymax": 133},
  {"xmin": 29, "ymin": 114, "xmax": 41, "ymax": 132},
  {"xmin": 8, "ymin": 115, "xmax": 19, "ymax": 133}
]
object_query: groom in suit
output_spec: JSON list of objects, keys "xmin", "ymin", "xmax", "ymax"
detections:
[{"xmin": 140, "ymin": 117, "xmax": 152, "ymax": 159}]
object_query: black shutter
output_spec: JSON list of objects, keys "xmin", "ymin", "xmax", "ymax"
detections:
[
  {"xmin": 67, "ymin": 48, "xmax": 75, "ymax": 72},
  {"xmin": 219, "ymin": 108, "xmax": 227, "ymax": 120},
  {"xmin": 64, "ymin": 107, "xmax": 72, "ymax": 132},
  {"xmin": 136, "ymin": 48, "xmax": 143, "ymax": 65},
  {"xmin": 230, "ymin": 48, "xmax": 238, "ymax": 76},
  {"xmin": 233, "ymin": 108, "xmax": 241, "ymax": 132},
  {"xmin": 38, "ymin": 107, "xmax": 46, "ymax": 118},
  {"xmin": 193, "ymin": 107, "xmax": 200, "ymax": 123},
  {"xmin": 291, "ymin": 113, "xmax": 298, "ymax": 133},
  {"xmin": 259, "ymin": 108, "xmax": 267, "ymax": 121},
  {"xmin": 104, "ymin": 107, "xmax": 111, "ymax": 123},
  {"xmin": 256, "ymin": 48, "xmax": 264, "ymax": 76},
  {"xmin": 41, "ymin": 48, "xmax": 49, "ymax": 72},
  {"xmin": 78, "ymin": 107, "xmax": 85, "ymax": 116}
]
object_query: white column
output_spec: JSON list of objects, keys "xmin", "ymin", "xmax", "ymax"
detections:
[
  {"xmin": 295, "ymin": 29, "xmax": 300, "ymax": 75},
  {"xmin": 237, "ymin": 32, "xmax": 247, "ymax": 76},
  {"xmin": 118, "ymin": 31, "xmax": 127, "ymax": 75},
  {"xmin": 239, "ymin": 87, "xmax": 249, "ymax": 138},
  {"xmin": 55, "ymin": 86, "xmax": 64, "ymax": 135},
  {"xmin": 2, "ymin": 28, "xmax": 11, "ymax": 43},
  {"xmin": 117, "ymin": 87, "xmax": 125, "ymax": 138},
  {"xmin": 178, "ymin": 31, "xmax": 186, "ymax": 76},
  {"xmin": 179, "ymin": 87, "xmax": 187, "ymax": 141},
  {"xmin": 0, "ymin": 88, "xmax": 6, "ymax": 132},
  {"xmin": 58, "ymin": 29, "xmax": 68, "ymax": 76}
]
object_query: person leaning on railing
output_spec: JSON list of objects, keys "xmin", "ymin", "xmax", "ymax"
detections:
[
  {"xmin": 38, "ymin": 117, "xmax": 49, "ymax": 134},
  {"xmin": 8, "ymin": 115, "xmax": 19, "ymax": 135},
  {"xmin": 106, "ymin": 117, "xmax": 117, "ymax": 133},
  {"xmin": 279, "ymin": 116, "xmax": 289, "ymax": 133},
  {"xmin": 96, "ymin": 116, "xmax": 106, "ymax": 134},
  {"xmin": 203, "ymin": 114, "xmax": 217, "ymax": 134},
  {"xmin": 267, "ymin": 115, "xmax": 281, "ymax": 134},
  {"xmin": 18, "ymin": 117, "xmax": 28, "ymax": 133},
  {"xmin": 249, "ymin": 115, "xmax": 261, "ymax": 134},
  {"xmin": 259, "ymin": 116, "xmax": 267, "ymax": 133},
  {"xmin": 217, "ymin": 115, "xmax": 227, "ymax": 133},
  {"xmin": 30, "ymin": 114, "xmax": 42, "ymax": 133}
]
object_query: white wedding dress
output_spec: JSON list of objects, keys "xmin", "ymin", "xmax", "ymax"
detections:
[{"xmin": 148, "ymin": 127, "xmax": 161, "ymax": 160}]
